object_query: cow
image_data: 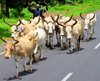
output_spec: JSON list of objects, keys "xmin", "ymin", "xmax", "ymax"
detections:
[
  {"xmin": 42, "ymin": 13, "xmax": 55, "ymax": 49},
  {"xmin": 50, "ymin": 11, "xmax": 74, "ymax": 50},
  {"xmin": 45, "ymin": 7, "xmax": 69, "ymax": 46},
  {"xmin": 3, "ymin": 18, "xmax": 28, "ymax": 38},
  {"xmin": 0, "ymin": 34, "xmax": 38, "ymax": 78},
  {"xmin": 55, "ymin": 14, "xmax": 85, "ymax": 53},
  {"xmin": 9, "ymin": 16, "xmax": 40, "ymax": 40},
  {"xmin": 80, "ymin": 12, "xmax": 96, "ymax": 41},
  {"xmin": 29, "ymin": 16, "xmax": 44, "ymax": 29},
  {"xmin": 29, "ymin": 28, "xmax": 46, "ymax": 60}
]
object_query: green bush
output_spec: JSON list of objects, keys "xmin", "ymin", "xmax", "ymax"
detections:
[{"xmin": 78, "ymin": 0, "xmax": 83, "ymax": 4}]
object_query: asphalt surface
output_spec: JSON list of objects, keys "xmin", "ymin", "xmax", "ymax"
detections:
[{"xmin": 0, "ymin": 10, "xmax": 100, "ymax": 81}]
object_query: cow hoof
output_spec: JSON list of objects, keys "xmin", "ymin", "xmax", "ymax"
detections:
[
  {"xmin": 78, "ymin": 47, "xmax": 81, "ymax": 50},
  {"xmin": 87, "ymin": 39, "xmax": 89, "ymax": 41},
  {"xmin": 70, "ymin": 51, "xmax": 73, "ymax": 53},
  {"xmin": 61, "ymin": 47, "xmax": 64, "ymax": 50},
  {"xmin": 90, "ymin": 37, "xmax": 93, "ymax": 39},
  {"xmin": 14, "ymin": 75, "xmax": 18, "ymax": 78},
  {"xmin": 75, "ymin": 49, "xmax": 78, "ymax": 51},
  {"xmin": 64, "ymin": 45, "xmax": 69, "ymax": 49},
  {"xmin": 39, "ymin": 57, "xmax": 43, "ymax": 60},
  {"xmin": 51, "ymin": 46, "xmax": 54, "ymax": 49},
  {"xmin": 66, "ymin": 46, "xmax": 69, "ymax": 49},
  {"xmin": 32, "ymin": 58, "xmax": 39, "ymax": 62},
  {"xmin": 24, "ymin": 69, "xmax": 27, "ymax": 72},
  {"xmin": 28, "ymin": 70, "xmax": 32, "ymax": 73}
]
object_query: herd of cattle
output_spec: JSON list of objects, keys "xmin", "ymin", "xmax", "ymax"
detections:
[{"xmin": 0, "ymin": 7, "xmax": 97, "ymax": 78}]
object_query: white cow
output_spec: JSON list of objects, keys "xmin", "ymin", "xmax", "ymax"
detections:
[
  {"xmin": 42, "ymin": 16, "xmax": 55, "ymax": 49},
  {"xmin": 29, "ymin": 28, "xmax": 46, "ymax": 59},
  {"xmin": 80, "ymin": 12, "xmax": 96, "ymax": 41},
  {"xmin": 3, "ymin": 18, "xmax": 28, "ymax": 38}
]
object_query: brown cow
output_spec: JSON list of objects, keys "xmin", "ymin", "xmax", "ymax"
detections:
[{"xmin": 0, "ymin": 34, "xmax": 38, "ymax": 78}]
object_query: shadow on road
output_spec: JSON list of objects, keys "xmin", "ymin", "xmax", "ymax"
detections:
[{"xmin": 3, "ymin": 69, "xmax": 37, "ymax": 81}]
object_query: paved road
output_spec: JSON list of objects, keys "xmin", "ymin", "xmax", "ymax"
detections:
[{"xmin": 0, "ymin": 10, "xmax": 100, "ymax": 81}]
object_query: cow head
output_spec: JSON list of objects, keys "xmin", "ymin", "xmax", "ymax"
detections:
[
  {"xmin": 0, "ymin": 36, "xmax": 19, "ymax": 59},
  {"xmin": 3, "ymin": 18, "xmax": 21, "ymax": 38},
  {"xmin": 80, "ymin": 12, "xmax": 95, "ymax": 30},
  {"xmin": 7, "ymin": 28, "xmax": 24, "ymax": 39}
]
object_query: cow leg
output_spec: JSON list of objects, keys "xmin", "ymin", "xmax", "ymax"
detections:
[
  {"xmin": 32, "ymin": 43, "xmax": 39, "ymax": 62},
  {"xmin": 29, "ymin": 54, "xmax": 33, "ymax": 72},
  {"xmin": 23, "ymin": 57, "xmax": 27, "ymax": 72},
  {"xmin": 90, "ymin": 26, "xmax": 93, "ymax": 39},
  {"xmin": 70, "ymin": 41, "xmax": 73, "ymax": 53},
  {"xmin": 14, "ymin": 57, "xmax": 20, "ymax": 78},
  {"xmin": 39, "ymin": 46, "xmax": 43, "ymax": 60},
  {"xmin": 75, "ymin": 39, "xmax": 78, "ymax": 51},
  {"xmin": 65, "ymin": 37, "xmax": 69, "ymax": 49},
  {"xmin": 32, "ymin": 53, "xmax": 39, "ymax": 62},
  {"xmin": 87, "ymin": 30, "xmax": 89, "ymax": 41},
  {"xmin": 60, "ymin": 36, "xmax": 64, "ymax": 50},
  {"xmin": 56, "ymin": 32, "xmax": 60, "ymax": 44},
  {"xmin": 49, "ymin": 35, "xmax": 51, "ymax": 46},
  {"xmin": 51, "ymin": 35, "xmax": 54, "ymax": 49},
  {"xmin": 45, "ymin": 34, "xmax": 49, "ymax": 46}
]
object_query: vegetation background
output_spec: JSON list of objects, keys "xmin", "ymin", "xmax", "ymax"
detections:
[{"xmin": 0, "ymin": 0, "xmax": 100, "ymax": 43}]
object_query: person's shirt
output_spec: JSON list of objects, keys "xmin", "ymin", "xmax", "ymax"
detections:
[{"xmin": 28, "ymin": 6, "xmax": 48, "ymax": 19}]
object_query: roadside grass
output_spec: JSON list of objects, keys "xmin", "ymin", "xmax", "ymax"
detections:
[{"xmin": 0, "ymin": 0, "xmax": 100, "ymax": 44}]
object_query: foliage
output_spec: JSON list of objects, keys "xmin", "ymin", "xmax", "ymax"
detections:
[{"xmin": 78, "ymin": 0, "xmax": 83, "ymax": 4}]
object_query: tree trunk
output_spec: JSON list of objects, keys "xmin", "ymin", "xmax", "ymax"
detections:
[
  {"xmin": 0, "ymin": 1, "xmax": 3, "ymax": 19},
  {"xmin": 6, "ymin": 0, "xmax": 10, "ymax": 18}
]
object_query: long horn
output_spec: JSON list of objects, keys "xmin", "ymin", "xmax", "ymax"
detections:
[
  {"xmin": 45, "ymin": 8, "xmax": 50, "ymax": 17},
  {"xmin": 64, "ymin": 10, "xmax": 74, "ymax": 24},
  {"xmin": 60, "ymin": 6, "xmax": 69, "ymax": 18},
  {"xmin": 50, "ymin": 11, "xmax": 59, "ymax": 22},
  {"xmin": 90, "ymin": 13, "xmax": 95, "ymax": 21},
  {"xmin": 0, "ymin": 35, "xmax": 7, "ymax": 43},
  {"xmin": 13, "ymin": 39, "xmax": 19, "ymax": 44},
  {"xmin": 18, "ymin": 16, "xmax": 25, "ymax": 25},
  {"xmin": 80, "ymin": 12, "xmax": 85, "ymax": 20},
  {"xmin": 56, "ymin": 15, "xmax": 67, "ymax": 27},
  {"xmin": 34, "ymin": 16, "xmax": 40, "ymax": 25},
  {"xmin": 71, "ymin": 18, "xmax": 77, "ymax": 27},
  {"xmin": 16, "ymin": 19, "xmax": 21, "ymax": 27},
  {"xmin": 44, "ymin": 1, "xmax": 50, "ymax": 9},
  {"xmin": 6, "ymin": 28, "xmax": 14, "ymax": 33},
  {"xmin": 3, "ymin": 18, "xmax": 13, "ymax": 27},
  {"xmin": 34, "ymin": 32, "xmax": 38, "ymax": 38},
  {"xmin": 41, "ymin": 11, "xmax": 49, "ymax": 24}
]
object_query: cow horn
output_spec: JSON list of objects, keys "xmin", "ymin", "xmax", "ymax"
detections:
[
  {"xmin": 16, "ymin": 20, "xmax": 21, "ymax": 27},
  {"xmin": 64, "ymin": 10, "xmax": 74, "ymax": 24},
  {"xmin": 50, "ymin": 11, "xmax": 59, "ymax": 23},
  {"xmin": 34, "ymin": 16, "xmax": 40, "ymax": 25},
  {"xmin": 0, "ymin": 35, "xmax": 7, "ymax": 43},
  {"xmin": 71, "ymin": 18, "xmax": 77, "ymax": 27},
  {"xmin": 45, "ymin": 8, "xmax": 50, "ymax": 17},
  {"xmin": 3, "ymin": 18, "xmax": 13, "ymax": 27},
  {"xmin": 90, "ymin": 13, "xmax": 95, "ymax": 21},
  {"xmin": 18, "ymin": 16, "xmax": 25, "ymax": 25},
  {"xmin": 13, "ymin": 39, "xmax": 19, "ymax": 44},
  {"xmin": 6, "ymin": 28, "xmax": 14, "ymax": 33},
  {"xmin": 41, "ymin": 11, "xmax": 49, "ymax": 24},
  {"xmin": 80, "ymin": 12, "xmax": 85, "ymax": 20},
  {"xmin": 34, "ymin": 32, "xmax": 38, "ymax": 38},
  {"xmin": 60, "ymin": 6, "xmax": 69, "ymax": 18}
]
